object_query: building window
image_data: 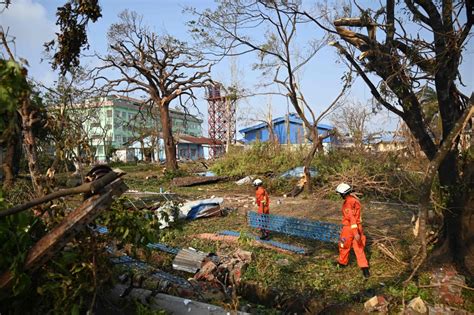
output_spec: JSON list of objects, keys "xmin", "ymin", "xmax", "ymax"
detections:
[
  {"xmin": 91, "ymin": 122, "xmax": 100, "ymax": 128},
  {"xmin": 107, "ymin": 110, "xmax": 112, "ymax": 117},
  {"xmin": 105, "ymin": 124, "xmax": 112, "ymax": 129},
  {"xmin": 115, "ymin": 135, "xmax": 122, "ymax": 143}
]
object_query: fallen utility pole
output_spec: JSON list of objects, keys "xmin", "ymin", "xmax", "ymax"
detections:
[{"xmin": 0, "ymin": 170, "xmax": 128, "ymax": 290}]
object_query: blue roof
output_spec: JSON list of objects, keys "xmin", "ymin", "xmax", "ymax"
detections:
[{"xmin": 239, "ymin": 113, "xmax": 333, "ymax": 133}]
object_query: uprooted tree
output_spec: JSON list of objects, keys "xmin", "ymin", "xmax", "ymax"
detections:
[
  {"xmin": 93, "ymin": 10, "xmax": 212, "ymax": 170},
  {"xmin": 310, "ymin": 1, "xmax": 474, "ymax": 274},
  {"xmin": 189, "ymin": 0, "xmax": 351, "ymax": 191}
]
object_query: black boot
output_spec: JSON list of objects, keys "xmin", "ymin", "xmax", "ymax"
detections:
[
  {"xmin": 333, "ymin": 261, "xmax": 347, "ymax": 268},
  {"xmin": 362, "ymin": 267, "xmax": 370, "ymax": 278}
]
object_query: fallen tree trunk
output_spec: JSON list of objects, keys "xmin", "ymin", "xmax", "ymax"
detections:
[
  {"xmin": 0, "ymin": 170, "xmax": 123, "ymax": 218},
  {"xmin": 171, "ymin": 176, "xmax": 226, "ymax": 187},
  {"xmin": 0, "ymin": 176, "xmax": 128, "ymax": 289}
]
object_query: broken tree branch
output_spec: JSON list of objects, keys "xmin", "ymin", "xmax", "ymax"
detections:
[
  {"xmin": 0, "ymin": 177, "xmax": 128, "ymax": 289},
  {"xmin": 0, "ymin": 171, "xmax": 123, "ymax": 218}
]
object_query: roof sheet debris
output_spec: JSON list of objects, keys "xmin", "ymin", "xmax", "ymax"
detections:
[
  {"xmin": 280, "ymin": 166, "xmax": 318, "ymax": 179},
  {"xmin": 247, "ymin": 211, "xmax": 341, "ymax": 243},
  {"xmin": 154, "ymin": 198, "xmax": 226, "ymax": 229},
  {"xmin": 219, "ymin": 230, "xmax": 308, "ymax": 254},
  {"xmin": 110, "ymin": 254, "xmax": 193, "ymax": 288},
  {"xmin": 235, "ymin": 176, "xmax": 254, "ymax": 185},
  {"xmin": 195, "ymin": 171, "xmax": 216, "ymax": 177},
  {"xmin": 146, "ymin": 243, "xmax": 180, "ymax": 255},
  {"xmin": 172, "ymin": 248, "xmax": 210, "ymax": 273},
  {"xmin": 179, "ymin": 198, "xmax": 224, "ymax": 219}
]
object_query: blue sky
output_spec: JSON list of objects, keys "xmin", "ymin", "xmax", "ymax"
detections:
[{"xmin": 2, "ymin": 0, "xmax": 472, "ymax": 137}]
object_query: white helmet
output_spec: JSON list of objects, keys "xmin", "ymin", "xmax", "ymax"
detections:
[
  {"xmin": 253, "ymin": 179, "xmax": 263, "ymax": 186},
  {"xmin": 336, "ymin": 183, "xmax": 352, "ymax": 195}
]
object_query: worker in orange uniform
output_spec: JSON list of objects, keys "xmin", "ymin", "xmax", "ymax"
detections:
[
  {"xmin": 253, "ymin": 179, "xmax": 270, "ymax": 240},
  {"xmin": 335, "ymin": 183, "xmax": 370, "ymax": 278}
]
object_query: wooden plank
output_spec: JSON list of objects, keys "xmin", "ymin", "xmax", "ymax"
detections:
[{"xmin": 0, "ymin": 178, "xmax": 128, "ymax": 289}]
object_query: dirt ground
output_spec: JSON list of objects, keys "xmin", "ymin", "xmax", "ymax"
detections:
[
  {"xmin": 182, "ymin": 183, "xmax": 416, "ymax": 244},
  {"xmin": 118, "ymin": 166, "xmax": 473, "ymax": 313}
]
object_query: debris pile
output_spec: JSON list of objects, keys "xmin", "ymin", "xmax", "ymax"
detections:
[
  {"xmin": 429, "ymin": 266, "xmax": 466, "ymax": 305},
  {"xmin": 172, "ymin": 248, "xmax": 213, "ymax": 273},
  {"xmin": 155, "ymin": 198, "xmax": 226, "ymax": 229},
  {"xmin": 193, "ymin": 249, "xmax": 253, "ymax": 287},
  {"xmin": 364, "ymin": 295, "xmax": 389, "ymax": 313},
  {"xmin": 406, "ymin": 297, "xmax": 427, "ymax": 314}
]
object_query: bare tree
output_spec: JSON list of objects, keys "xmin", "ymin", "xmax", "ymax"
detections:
[
  {"xmin": 330, "ymin": 101, "xmax": 374, "ymax": 150},
  {"xmin": 190, "ymin": 0, "xmax": 351, "ymax": 191},
  {"xmin": 93, "ymin": 10, "xmax": 212, "ymax": 170},
  {"xmin": 319, "ymin": 1, "xmax": 473, "ymax": 274}
]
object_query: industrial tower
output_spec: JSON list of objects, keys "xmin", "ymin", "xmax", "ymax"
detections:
[{"xmin": 206, "ymin": 83, "xmax": 236, "ymax": 158}]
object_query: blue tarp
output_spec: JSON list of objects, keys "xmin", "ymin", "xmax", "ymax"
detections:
[{"xmin": 280, "ymin": 166, "xmax": 318, "ymax": 179}]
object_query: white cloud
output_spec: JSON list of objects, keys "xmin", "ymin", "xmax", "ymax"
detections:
[{"xmin": 1, "ymin": 0, "xmax": 57, "ymax": 84}]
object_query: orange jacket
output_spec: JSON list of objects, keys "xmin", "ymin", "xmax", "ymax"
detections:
[
  {"xmin": 341, "ymin": 194, "xmax": 362, "ymax": 230},
  {"xmin": 256, "ymin": 186, "xmax": 270, "ymax": 214}
]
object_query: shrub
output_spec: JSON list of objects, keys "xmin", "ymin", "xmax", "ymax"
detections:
[
  {"xmin": 211, "ymin": 142, "xmax": 307, "ymax": 177},
  {"xmin": 311, "ymin": 149, "xmax": 423, "ymax": 201}
]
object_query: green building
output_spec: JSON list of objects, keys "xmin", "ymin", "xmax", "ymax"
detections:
[{"xmin": 77, "ymin": 95, "xmax": 203, "ymax": 161}]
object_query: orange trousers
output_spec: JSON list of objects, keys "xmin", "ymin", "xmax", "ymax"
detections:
[{"xmin": 338, "ymin": 225, "xmax": 368, "ymax": 268}]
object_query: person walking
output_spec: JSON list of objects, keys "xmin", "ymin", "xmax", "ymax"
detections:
[
  {"xmin": 335, "ymin": 183, "xmax": 370, "ymax": 278},
  {"xmin": 253, "ymin": 179, "xmax": 270, "ymax": 240}
]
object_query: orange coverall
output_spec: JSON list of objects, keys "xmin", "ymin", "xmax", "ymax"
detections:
[
  {"xmin": 337, "ymin": 194, "xmax": 369, "ymax": 268},
  {"xmin": 256, "ymin": 186, "xmax": 270, "ymax": 214},
  {"xmin": 256, "ymin": 186, "xmax": 270, "ymax": 236}
]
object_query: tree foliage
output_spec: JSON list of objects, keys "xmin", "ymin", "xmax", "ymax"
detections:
[{"xmin": 45, "ymin": 0, "xmax": 102, "ymax": 75}]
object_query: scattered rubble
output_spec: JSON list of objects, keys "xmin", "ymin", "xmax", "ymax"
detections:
[
  {"xmin": 406, "ymin": 297, "xmax": 427, "ymax": 314},
  {"xmin": 429, "ymin": 265, "xmax": 466, "ymax": 305},
  {"xmin": 364, "ymin": 295, "xmax": 388, "ymax": 313},
  {"xmin": 194, "ymin": 249, "xmax": 253, "ymax": 287},
  {"xmin": 426, "ymin": 304, "xmax": 470, "ymax": 315},
  {"xmin": 172, "ymin": 248, "xmax": 212, "ymax": 273}
]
